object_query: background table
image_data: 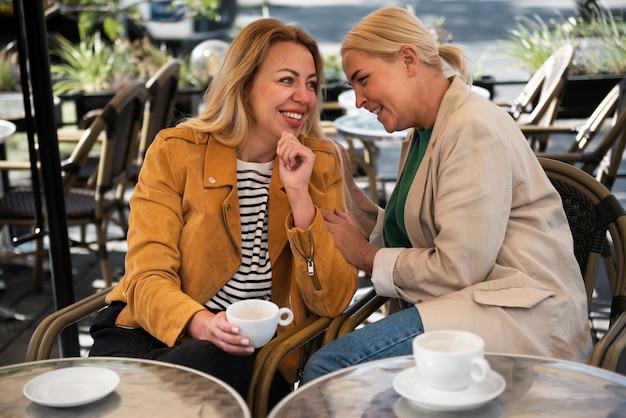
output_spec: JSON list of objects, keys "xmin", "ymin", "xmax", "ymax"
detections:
[
  {"xmin": 334, "ymin": 113, "xmax": 408, "ymax": 205},
  {"xmin": 269, "ymin": 354, "xmax": 626, "ymax": 418},
  {"xmin": 0, "ymin": 357, "xmax": 251, "ymax": 418},
  {"xmin": 0, "ymin": 119, "xmax": 17, "ymax": 294},
  {"xmin": 0, "ymin": 118, "xmax": 16, "ymax": 194}
]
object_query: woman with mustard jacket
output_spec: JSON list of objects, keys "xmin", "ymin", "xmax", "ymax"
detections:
[{"xmin": 89, "ymin": 19, "xmax": 357, "ymax": 406}]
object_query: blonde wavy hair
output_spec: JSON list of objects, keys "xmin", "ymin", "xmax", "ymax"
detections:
[
  {"xmin": 182, "ymin": 18, "xmax": 324, "ymax": 146},
  {"xmin": 341, "ymin": 7, "xmax": 472, "ymax": 85}
]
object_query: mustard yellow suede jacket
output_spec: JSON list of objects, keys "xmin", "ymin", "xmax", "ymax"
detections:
[{"xmin": 106, "ymin": 126, "xmax": 358, "ymax": 381}]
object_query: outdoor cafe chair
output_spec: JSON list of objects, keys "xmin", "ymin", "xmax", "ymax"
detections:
[
  {"xmin": 494, "ymin": 43, "xmax": 575, "ymax": 152},
  {"xmin": 540, "ymin": 157, "xmax": 626, "ymax": 374},
  {"xmin": 527, "ymin": 80, "xmax": 626, "ymax": 191},
  {"xmin": 0, "ymin": 167, "xmax": 67, "ymax": 291},
  {"xmin": 128, "ymin": 59, "xmax": 180, "ymax": 185},
  {"xmin": 63, "ymin": 80, "xmax": 147, "ymax": 287},
  {"xmin": 0, "ymin": 81, "xmax": 147, "ymax": 289},
  {"xmin": 24, "ymin": 143, "xmax": 370, "ymax": 418},
  {"xmin": 65, "ymin": 60, "xmax": 181, "ymax": 228}
]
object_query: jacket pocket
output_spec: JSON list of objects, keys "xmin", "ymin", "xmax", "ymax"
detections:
[{"xmin": 472, "ymin": 276, "xmax": 555, "ymax": 309}]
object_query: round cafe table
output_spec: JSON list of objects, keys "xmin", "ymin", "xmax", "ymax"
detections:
[
  {"xmin": 0, "ymin": 357, "xmax": 251, "ymax": 418},
  {"xmin": 269, "ymin": 354, "xmax": 626, "ymax": 418}
]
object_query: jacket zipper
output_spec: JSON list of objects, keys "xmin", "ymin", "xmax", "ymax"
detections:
[{"xmin": 292, "ymin": 230, "xmax": 320, "ymax": 290}]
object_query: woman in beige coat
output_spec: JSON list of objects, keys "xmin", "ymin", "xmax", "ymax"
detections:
[{"xmin": 303, "ymin": 7, "xmax": 592, "ymax": 382}]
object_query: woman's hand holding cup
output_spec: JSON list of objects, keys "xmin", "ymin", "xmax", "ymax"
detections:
[{"xmin": 226, "ymin": 300, "xmax": 294, "ymax": 348}]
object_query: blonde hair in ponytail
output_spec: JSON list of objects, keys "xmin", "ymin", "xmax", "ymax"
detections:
[{"xmin": 341, "ymin": 7, "xmax": 472, "ymax": 85}]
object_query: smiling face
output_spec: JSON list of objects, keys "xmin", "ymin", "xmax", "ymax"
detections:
[
  {"xmin": 343, "ymin": 47, "xmax": 427, "ymax": 132},
  {"xmin": 245, "ymin": 41, "xmax": 318, "ymax": 158}
]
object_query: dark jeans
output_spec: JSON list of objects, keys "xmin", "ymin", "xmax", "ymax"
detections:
[{"xmin": 89, "ymin": 302, "xmax": 291, "ymax": 408}]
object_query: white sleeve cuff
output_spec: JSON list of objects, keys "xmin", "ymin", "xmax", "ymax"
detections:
[{"xmin": 371, "ymin": 247, "xmax": 404, "ymax": 298}]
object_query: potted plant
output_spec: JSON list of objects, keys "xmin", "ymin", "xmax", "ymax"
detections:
[
  {"xmin": 49, "ymin": 0, "xmax": 229, "ymax": 123},
  {"xmin": 499, "ymin": 9, "xmax": 626, "ymax": 118},
  {"xmin": 0, "ymin": 43, "xmax": 63, "ymax": 127},
  {"xmin": 50, "ymin": 31, "xmax": 206, "ymax": 123}
]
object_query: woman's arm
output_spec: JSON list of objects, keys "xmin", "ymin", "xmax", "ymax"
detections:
[{"xmin": 285, "ymin": 140, "xmax": 359, "ymax": 317}]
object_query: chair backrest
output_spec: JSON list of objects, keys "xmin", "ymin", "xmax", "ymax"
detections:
[
  {"xmin": 538, "ymin": 157, "xmax": 626, "ymax": 326},
  {"xmin": 138, "ymin": 59, "xmax": 180, "ymax": 168},
  {"xmin": 535, "ymin": 80, "xmax": 626, "ymax": 190},
  {"xmin": 539, "ymin": 157, "xmax": 626, "ymax": 373},
  {"xmin": 589, "ymin": 81, "xmax": 626, "ymax": 190},
  {"xmin": 511, "ymin": 44, "xmax": 574, "ymax": 126},
  {"xmin": 99, "ymin": 80, "xmax": 148, "ymax": 187},
  {"xmin": 62, "ymin": 80, "xmax": 148, "ymax": 194},
  {"xmin": 566, "ymin": 84, "xmax": 621, "ymax": 153}
]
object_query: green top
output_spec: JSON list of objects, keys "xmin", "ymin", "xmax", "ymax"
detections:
[{"xmin": 383, "ymin": 126, "xmax": 433, "ymax": 247}]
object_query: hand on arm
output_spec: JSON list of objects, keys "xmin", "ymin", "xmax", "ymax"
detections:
[
  {"xmin": 186, "ymin": 310, "xmax": 255, "ymax": 355},
  {"xmin": 321, "ymin": 208, "xmax": 379, "ymax": 273},
  {"xmin": 277, "ymin": 132, "xmax": 316, "ymax": 228}
]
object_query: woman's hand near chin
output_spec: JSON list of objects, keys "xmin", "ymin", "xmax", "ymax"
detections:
[{"xmin": 277, "ymin": 132, "xmax": 315, "ymax": 229}]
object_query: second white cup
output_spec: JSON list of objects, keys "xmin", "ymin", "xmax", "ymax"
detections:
[
  {"xmin": 412, "ymin": 330, "xmax": 491, "ymax": 391},
  {"xmin": 226, "ymin": 300, "xmax": 294, "ymax": 348}
]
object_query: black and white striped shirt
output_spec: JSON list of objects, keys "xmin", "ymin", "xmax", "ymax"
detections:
[{"xmin": 206, "ymin": 159, "xmax": 273, "ymax": 311}]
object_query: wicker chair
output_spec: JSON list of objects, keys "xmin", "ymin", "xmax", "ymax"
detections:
[
  {"xmin": 63, "ymin": 80, "xmax": 147, "ymax": 287},
  {"xmin": 0, "ymin": 81, "xmax": 147, "ymax": 289},
  {"xmin": 25, "ymin": 130, "xmax": 362, "ymax": 418},
  {"xmin": 539, "ymin": 158, "xmax": 626, "ymax": 374}
]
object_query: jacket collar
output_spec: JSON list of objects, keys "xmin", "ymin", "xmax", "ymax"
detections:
[
  {"xmin": 203, "ymin": 134, "xmax": 238, "ymax": 189},
  {"xmin": 200, "ymin": 132, "xmax": 290, "ymax": 258}
]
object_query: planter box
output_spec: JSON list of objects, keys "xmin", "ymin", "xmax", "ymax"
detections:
[
  {"xmin": 59, "ymin": 87, "xmax": 205, "ymax": 127},
  {"xmin": 559, "ymin": 74, "xmax": 625, "ymax": 119}
]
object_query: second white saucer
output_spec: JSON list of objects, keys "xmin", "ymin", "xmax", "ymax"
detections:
[{"xmin": 393, "ymin": 366, "xmax": 506, "ymax": 412}]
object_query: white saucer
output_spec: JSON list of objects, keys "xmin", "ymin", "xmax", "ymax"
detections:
[
  {"xmin": 23, "ymin": 366, "xmax": 120, "ymax": 408},
  {"xmin": 393, "ymin": 367, "xmax": 505, "ymax": 412}
]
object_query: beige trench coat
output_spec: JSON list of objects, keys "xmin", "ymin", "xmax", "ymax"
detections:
[{"xmin": 370, "ymin": 77, "xmax": 592, "ymax": 362}]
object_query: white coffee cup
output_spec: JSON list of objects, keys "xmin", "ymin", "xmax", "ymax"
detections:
[
  {"xmin": 412, "ymin": 330, "xmax": 491, "ymax": 391},
  {"xmin": 226, "ymin": 300, "xmax": 294, "ymax": 348}
]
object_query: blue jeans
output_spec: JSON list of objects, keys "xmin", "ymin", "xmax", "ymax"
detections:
[{"xmin": 302, "ymin": 305, "xmax": 424, "ymax": 383}]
